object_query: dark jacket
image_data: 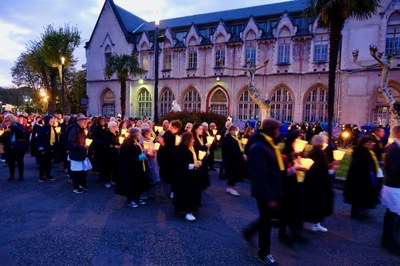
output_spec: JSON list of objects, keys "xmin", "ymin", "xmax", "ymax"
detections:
[
  {"xmin": 383, "ymin": 142, "xmax": 400, "ymax": 188},
  {"xmin": 247, "ymin": 132, "xmax": 284, "ymax": 204},
  {"xmin": 36, "ymin": 125, "xmax": 58, "ymax": 152},
  {"xmin": 2, "ymin": 122, "xmax": 28, "ymax": 153},
  {"xmin": 344, "ymin": 146, "xmax": 379, "ymax": 208},
  {"xmin": 157, "ymin": 130, "xmax": 178, "ymax": 184},
  {"xmin": 223, "ymin": 133, "xmax": 244, "ymax": 182},
  {"xmin": 67, "ymin": 124, "xmax": 87, "ymax": 161}
]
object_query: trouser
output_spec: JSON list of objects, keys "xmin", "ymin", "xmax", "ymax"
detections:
[
  {"xmin": 39, "ymin": 150, "xmax": 53, "ymax": 178},
  {"xmin": 71, "ymin": 170, "xmax": 87, "ymax": 189},
  {"xmin": 382, "ymin": 208, "xmax": 399, "ymax": 245},
  {"xmin": 7, "ymin": 149, "xmax": 25, "ymax": 178},
  {"xmin": 218, "ymin": 160, "xmax": 225, "ymax": 179}
]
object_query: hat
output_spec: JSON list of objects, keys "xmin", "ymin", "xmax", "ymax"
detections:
[
  {"xmin": 77, "ymin": 114, "xmax": 89, "ymax": 121},
  {"xmin": 43, "ymin": 115, "xmax": 53, "ymax": 125}
]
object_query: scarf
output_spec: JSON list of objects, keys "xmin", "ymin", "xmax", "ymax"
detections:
[
  {"xmin": 189, "ymin": 146, "xmax": 198, "ymax": 165},
  {"xmin": 369, "ymin": 150, "xmax": 380, "ymax": 173},
  {"xmin": 196, "ymin": 134, "xmax": 204, "ymax": 146},
  {"xmin": 261, "ymin": 133, "xmax": 285, "ymax": 171},
  {"xmin": 232, "ymin": 135, "xmax": 243, "ymax": 152},
  {"xmin": 134, "ymin": 139, "xmax": 146, "ymax": 172},
  {"xmin": 50, "ymin": 127, "xmax": 56, "ymax": 146}
]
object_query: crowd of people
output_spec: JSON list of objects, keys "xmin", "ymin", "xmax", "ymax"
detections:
[{"xmin": 0, "ymin": 111, "xmax": 399, "ymax": 265}]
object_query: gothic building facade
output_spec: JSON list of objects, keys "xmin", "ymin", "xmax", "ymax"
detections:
[{"xmin": 86, "ymin": 0, "xmax": 400, "ymax": 126}]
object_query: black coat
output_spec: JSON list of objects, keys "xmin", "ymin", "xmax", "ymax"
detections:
[
  {"xmin": 193, "ymin": 134, "xmax": 210, "ymax": 190},
  {"xmin": 67, "ymin": 125, "xmax": 87, "ymax": 161},
  {"xmin": 157, "ymin": 130, "xmax": 178, "ymax": 184},
  {"xmin": 2, "ymin": 122, "xmax": 28, "ymax": 154},
  {"xmin": 115, "ymin": 137, "xmax": 147, "ymax": 201},
  {"xmin": 384, "ymin": 142, "xmax": 400, "ymax": 188},
  {"xmin": 247, "ymin": 132, "xmax": 284, "ymax": 204},
  {"xmin": 36, "ymin": 125, "xmax": 58, "ymax": 153},
  {"xmin": 173, "ymin": 145, "xmax": 201, "ymax": 213},
  {"xmin": 343, "ymin": 146, "xmax": 379, "ymax": 208},
  {"xmin": 223, "ymin": 134, "xmax": 244, "ymax": 182},
  {"xmin": 303, "ymin": 147, "xmax": 334, "ymax": 223}
]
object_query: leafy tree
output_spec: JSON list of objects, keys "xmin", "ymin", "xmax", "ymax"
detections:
[
  {"xmin": 104, "ymin": 53, "xmax": 143, "ymax": 119},
  {"xmin": 305, "ymin": 0, "xmax": 381, "ymax": 137},
  {"xmin": 11, "ymin": 24, "xmax": 81, "ymax": 114},
  {"xmin": 66, "ymin": 66, "xmax": 87, "ymax": 114}
]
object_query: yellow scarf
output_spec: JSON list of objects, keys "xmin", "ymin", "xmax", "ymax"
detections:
[
  {"xmin": 134, "ymin": 139, "xmax": 146, "ymax": 172},
  {"xmin": 205, "ymin": 130, "xmax": 210, "ymax": 136},
  {"xmin": 369, "ymin": 150, "xmax": 380, "ymax": 173},
  {"xmin": 50, "ymin": 127, "xmax": 56, "ymax": 146},
  {"xmin": 196, "ymin": 134, "xmax": 204, "ymax": 146},
  {"xmin": 261, "ymin": 133, "xmax": 285, "ymax": 171},
  {"xmin": 232, "ymin": 135, "xmax": 243, "ymax": 152},
  {"xmin": 189, "ymin": 146, "xmax": 198, "ymax": 165}
]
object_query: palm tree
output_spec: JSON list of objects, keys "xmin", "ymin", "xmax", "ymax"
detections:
[
  {"xmin": 305, "ymin": 0, "xmax": 381, "ymax": 137},
  {"xmin": 104, "ymin": 54, "xmax": 143, "ymax": 119}
]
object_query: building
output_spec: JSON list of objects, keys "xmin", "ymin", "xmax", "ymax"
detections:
[{"xmin": 86, "ymin": 0, "xmax": 400, "ymax": 127}]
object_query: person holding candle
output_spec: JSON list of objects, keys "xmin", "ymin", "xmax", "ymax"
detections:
[
  {"xmin": 141, "ymin": 127, "xmax": 160, "ymax": 195},
  {"xmin": 116, "ymin": 127, "xmax": 147, "ymax": 207},
  {"xmin": 208, "ymin": 122, "xmax": 218, "ymax": 171},
  {"xmin": 302, "ymin": 134, "xmax": 333, "ymax": 232},
  {"xmin": 67, "ymin": 114, "xmax": 91, "ymax": 194},
  {"xmin": 36, "ymin": 115, "xmax": 58, "ymax": 182},
  {"xmin": 223, "ymin": 125, "xmax": 245, "ymax": 196},
  {"xmin": 173, "ymin": 132, "xmax": 202, "ymax": 221},
  {"xmin": 343, "ymin": 136, "xmax": 380, "ymax": 220},
  {"xmin": 101, "ymin": 121, "xmax": 120, "ymax": 189},
  {"xmin": 192, "ymin": 123, "xmax": 211, "ymax": 191},
  {"xmin": 90, "ymin": 117, "xmax": 108, "ymax": 174}
]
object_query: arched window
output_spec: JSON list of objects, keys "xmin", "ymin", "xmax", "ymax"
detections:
[
  {"xmin": 160, "ymin": 88, "xmax": 175, "ymax": 116},
  {"xmin": 372, "ymin": 86, "xmax": 400, "ymax": 126},
  {"xmin": 183, "ymin": 88, "xmax": 201, "ymax": 112},
  {"xmin": 138, "ymin": 88, "xmax": 152, "ymax": 117},
  {"xmin": 386, "ymin": 12, "xmax": 400, "ymax": 56},
  {"xmin": 105, "ymin": 45, "xmax": 111, "ymax": 64},
  {"xmin": 102, "ymin": 89, "xmax": 115, "ymax": 117},
  {"xmin": 209, "ymin": 89, "xmax": 228, "ymax": 116},
  {"xmin": 270, "ymin": 87, "xmax": 293, "ymax": 122},
  {"xmin": 303, "ymin": 87, "xmax": 328, "ymax": 123},
  {"xmin": 238, "ymin": 90, "xmax": 259, "ymax": 120}
]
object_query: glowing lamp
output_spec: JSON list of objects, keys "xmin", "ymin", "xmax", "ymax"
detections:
[
  {"xmin": 212, "ymin": 129, "xmax": 218, "ymax": 135},
  {"xmin": 198, "ymin": 150, "xmax": 206, "ymax": 160},
  {"xmin": 206, "ymin": 136, "xmax": 215, "ymax": 145},
  {"xmin": 342, "ymin": 131, "xmax": 350, "ymax": 139},
  {"xmin": 241, "ymin": 138, "xmax": 248, "ymax": 145},
  {"xmin": 300, "ymin": 158, "xmax": 314, "ymax": 169},
  {"xmin": 333, "ymin": 150, "xmax": 346, "ymax": 161},
  {"xmin": 143, "ymin": 141, "xmax": 151, "ymax": 150},
  {"xmin": 175, "ymin": 135, "xmax": 181, "ymax": 146},
  {"xmin": 85, "ymin": 138, "xmax": 93, "ymax": 146},
  {"xmin": 294, "ymin": 139, "xmax": 308, "ymax": 152},
  {"xmin": 154, "ymin": 143, "xmax": 161, "ymax": 150}
]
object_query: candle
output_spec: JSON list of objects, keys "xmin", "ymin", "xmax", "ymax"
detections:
[
  {"xmin": 198, "ymin": 150, "xmax": 207, "ymax": 160},
  {"xmin": 300, "ymin": 158, "xmax": 314, "ymax": 169},
  {"xmin": 143, "ymin": 141, "xmax": 151, "ymax": 150},
  {"xmin": 206, "ymin": 136, "xmax": 215, "ymax": 145},
  {"xmin": 294, "ymin": 139, "xmax": 308, "ymax": 152},
  {"xmin": 154, "ymin": 126, "xmax": 163, "ymax": 133},
  {"xmin": 85, "ymin": 138, "xmax": 93, "ymax": 146},
  {"xmin": 241, "ymin": 138, "xmax": 248, "ymax": 145},
  {"xmin": 154, "ymin": 142, "xmax": 160, "ymax": 150},
  {"xmin": 0, "ymin": 130, "xmax": 4, "ymax": 136},
  {"xmin": 175, "ymin": 135, "xmax": 181, "ymax": 146},
  {"xmin": 121, "ymin": 129, "xmax": 127, "ymax": 136},
  {"xmin": 322, "ymin": 143, "xmax": 328, "ymax": 150},
  {"xmin": 119, "ymin": 136, "xmax": 125, "ymax": 145},
  {"xmin": 55, "ymin": 127, "xmax": 61, "ymax": 134},
  {"xmin": 216, "ymin": 135, "xmax": 221, "ymax": 141},
  {"xmin": 333, "ymin": 150, "xmax": 346, "ymax": 161},
  {"xmin": 212, "ymin": 129, "xmax": 218, "ymax": 135}
]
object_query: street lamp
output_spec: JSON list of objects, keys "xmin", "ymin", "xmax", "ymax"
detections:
[
  {"xmin": 154, "ymin": 18, "xmax": 160, "ymax": 123},
  {"xmin": 60, "ymin": 56, "xmax": 65, "ymax": 114}
]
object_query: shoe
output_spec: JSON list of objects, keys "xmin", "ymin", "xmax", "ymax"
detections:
[
  {"xmin": 258, "ymin": 254, "xmax": 279, "ymax": 265},
  {"xmin": 311, "ymin": 223, "xmax": 328, "ymax": 232},
  {"xmin": 226, "ymin": 187, "xmax": 240, "ymax": 196},
  {"xmin": 138, "ymin": 199, "xmax": 146, "ymax": 205},
  {"xmin": 7, "ymin": 176, "xmax": 15, "ymax": 181},
  {"xmin": 104, "ymin": 183, "xmax": 112, "ymax": 189},
  {"xmin": 45, "ymin": 176, "xmax": 55, "ymax": 181},
  {"xmin": 128, "ymin": 201, "xmax": 139, "ymax": 208},
  {"xmin": 79, "ymin": 185, "xmax": 90, "ymax": 191},
  {"xmin": 170, "ymin": 192, "xmax": 174, "ymax": 199},
  {"xmin": 185, "ymin": 213, "xmax": 196, "ymax": 221},
  {"xmin": 73, "ymin": 188, "xmax": 84, "ymax": 194},
  {"xmin": 18, "ymin": 176, "xmax": 24, "ymax": 181},
  {"xmin": 38, "ymin": 177, "xmax": 45, "ymax": 183},
  {"xmin": 0, "ymin": 159, "xmax": 5, "ymax": 163}
]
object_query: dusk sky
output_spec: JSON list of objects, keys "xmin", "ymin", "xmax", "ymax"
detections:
[{"xmin": 0, "ymin": 0, "xmax": 288, "ymax": 88}]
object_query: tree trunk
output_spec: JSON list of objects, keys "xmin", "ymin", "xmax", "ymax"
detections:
[
  {"xmin": 47, "ymin": 72, "xmax": 58, "ymax": 114},
  {"xmin": 120, "ymin": 80, "xmax": 126, "ymax": 119},
  {"xmin": 327, "ymin": 19, "xmax": 344, "ymax": 138}
]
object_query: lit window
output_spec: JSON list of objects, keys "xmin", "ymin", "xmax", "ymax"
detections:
[{"xmin": 138, "ymin": 88, "xmax": 152, "ymax": 117}]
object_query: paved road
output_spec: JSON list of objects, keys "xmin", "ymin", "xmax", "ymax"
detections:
[{"xmin": 0, "ymin": 155, "xmax": 398, "ymax": 265}]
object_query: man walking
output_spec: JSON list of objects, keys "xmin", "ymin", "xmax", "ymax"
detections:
[{"xmin": 242, "ymin": 118, "xmax": 284, "ymax": 265}]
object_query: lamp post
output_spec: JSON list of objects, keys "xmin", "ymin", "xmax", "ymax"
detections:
[
  {"xmin": 60, "ymin": 56, "xmax": 65, "ymax": 114},
  {"xmin": 154, "ymin": 19, "xmax": 160, "ymax": 123}
]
